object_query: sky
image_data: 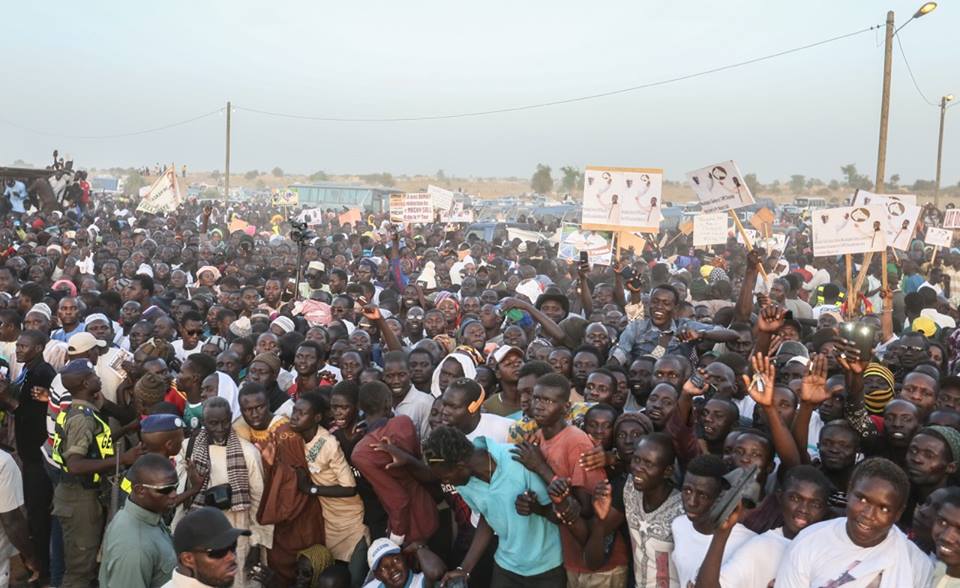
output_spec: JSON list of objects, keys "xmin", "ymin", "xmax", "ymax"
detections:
[{"xmin": 1, "ymin": 0, "xmax": 957, "ymax": 185}]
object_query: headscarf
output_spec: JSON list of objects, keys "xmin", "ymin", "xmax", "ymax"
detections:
[
  {"xmin": 216, "ymin": 371, "xmax": 240, "ymax": 417},
  {"xmin": 430, "ymin": 352, "xmax": 478, "ymax": 397},
  {"xmin": 863, "ymin": 362, "xmax": 895, "ymax": 415},
  {"xmin": 297, "ymin": 544, "xmax": 335, "ymax": 586}
]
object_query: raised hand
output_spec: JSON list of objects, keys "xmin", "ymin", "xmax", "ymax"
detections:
[
  {"xmin": 578, "ymin": 445, "xmax": 610, "ymax": 472},
  {"xmin": 800, "ymin": 353, "xmax": 831, "ymax": 405},
  {"xmin": 835, "ymin": 340, "xmax": 868, "ymax": 374},
  {"xmin": 593, "ymin": 480, "xmax": 613, "ymax": 520},
  {"xmin": 681, "ymin": 372, "xmax": 710, "ymax": 398},
  {"xmin": 742, "ymin": 352, "xmax": 776, "ymax": 407},
  {"xmin": 675, "ymin": 327, "xmax": 702, "ymax": 343},
  {"xmin": 370, "ymin": 436, "xmax": 411, "ymax": 470},
  {"xmin": 757, "ymin": 304, "xmax": 786, "ymax": 334}
]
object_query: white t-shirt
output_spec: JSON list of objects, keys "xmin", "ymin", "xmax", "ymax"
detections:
[
  {"xmin": 0, "ymin": 451, "xmax": 25, "ymax": 560},
  {"xmin": 171, "ymin": 339, "xmax": 202, "ymax": 364},
  {"xmin": 718, "ymin": 527, "xmax": 788, "ymax": 588},
  {"xmin": 806, "ymin": 411, "xmax": 825, "ymax": 460},
  {"xmin": 466, "ymin": 413, "xmax": 513, "ymax": 444},
  {"xmin": 775, "ymin": 517, "xmax": 934, "ymax": 588},
  {"xmin": 670, "ymin": 517, "xmax": 755, "ymax": 588}
]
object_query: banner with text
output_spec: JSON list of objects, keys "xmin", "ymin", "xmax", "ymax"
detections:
[
  {"xmin": 402, "ymin": 192, "xmax": 433, "ymax": 223},
  {"xmin": 137, "ymin": 167, "xmax": 183, "ymax": 214},
  {"xmin": 693, "ymin": 212, "xmax": 729, "ymax": 247}
]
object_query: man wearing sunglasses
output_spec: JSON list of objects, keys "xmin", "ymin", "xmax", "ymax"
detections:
[
  {"xmin": 99, "ymin": 454, "xmax": 179, "ymax": 587},
  {"xmin": 167, "ymin": 506, "xmax": 251, "ymax": 587}
]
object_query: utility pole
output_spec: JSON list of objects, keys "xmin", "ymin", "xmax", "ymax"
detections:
[
  {"xmin": 875, "ymin": 11, "xmax": 895, "ymax": 194},
  {"xmin": 935, "ymin": 95, "xmax": 953, "ymax": 207},
  {"xmin": 225, "ymin": 100, "xmax": 231, "ymax": 205}
]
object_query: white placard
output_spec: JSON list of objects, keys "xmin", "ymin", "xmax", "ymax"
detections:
[
  {"xmin": 812, "ymin": 205, "xmax": 888, "ymax": 256},
  {"xmin": 402, "ymin": 192, "xmax": 433, "ymax": 223},
  {"xmin": 427, "ymin": 185, "xmax": 454, "ymax": 217},
  {"xmin": 581, "ymin": 166, "xmax": 663, "ymax": 231},
  {"xmin": 851, "ymin": 190, "xmax": 917, "ymax": 207},
  {"xmin": 850, "ymin": 190, "xmax": 920, "ymax": 250},
  {"xmin": 693, "ymin": 213, "xmax": 729, "ymax": 247},
  {"xmin": 944, "ymin": 209, "xmax": 960, "ymax": 230},
  {"xmin": 440, "ymin": 201, "xmax": 474, "ymax": 223},
  {"xmin": 686, "ymin": 160, "xmax": 755, "ymax": 213},
  {"xmin": 925, "ymin": 227, "xmax": 953, "ymax": 248},
  {"xmin": 137, "ymin": 167, "xmax": 183, "ymax": 214},
  {"xmin": 557, "ymin": 225, "xmax": 614, "ymax": 265}
]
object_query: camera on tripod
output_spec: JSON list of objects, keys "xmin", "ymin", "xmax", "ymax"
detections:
[{"xmin": 289, "ymin": 220, "xmax": 316, "ymax": 245}]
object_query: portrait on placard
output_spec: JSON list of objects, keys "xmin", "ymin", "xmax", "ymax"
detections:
[
  {"xmin": 925, "ymin": 227, "xmax": 953, "ymax": 249},
  {"xmin": 685, "ymin": 160, "xmax": 755, "ymax": 213},
  {"xmin": 812, "ymin": 205, "xmax": 887, "ymax": 257},
  {"xmin": 581, "ymin": 166, "xmax": 663, "ymax": 231}
]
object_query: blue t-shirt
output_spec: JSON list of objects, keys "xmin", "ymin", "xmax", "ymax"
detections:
[{"xmin": 456, "ymin": 438, "xmax": 562, "ymax": 577}]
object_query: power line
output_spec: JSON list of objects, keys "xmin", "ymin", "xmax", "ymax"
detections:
[
  {"xmin": 894, "ymin": 32, "xmax": 938, "ymax": 107},
  {"xmin": 237, "ymin": 24, "xmax": 881, "ymax": 123},
  {"xmin": 0, "ymin": 107, "xmax": 224, "ymax": 140}
]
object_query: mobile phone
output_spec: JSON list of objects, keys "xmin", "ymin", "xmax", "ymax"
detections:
[{"xmin": 579, "ymin": 251, "xmax": 589, "ymax": 264}]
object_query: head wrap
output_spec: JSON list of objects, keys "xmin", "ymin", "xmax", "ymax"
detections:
[
  {"xmin": 296, "ymin": 544, "xmax": 335, "ymax": 586},
  {"xmin": 922, "ymin": 426, "xmax": 960, "ymax": 463},
  {"xmin": 216, "ymin": 371, "xmax": 241, "ymax": 418},
  {"xmin": 229, "ymin": 317, "xmax": 252, "ymax": 338},
  {"xmin": 52, "ymin": 279, "xmax": 77, "ymax": 297},
  {"xmin": 197, "ymin": 265, "xmax": 222, "ymax": 282},
  {"xmin": 430, "ymin": 352, "xmax": 478, "ymax": 397},
  {"xmin": 863, "ymin": 362, "xmax": 895, "ymax": 415}
]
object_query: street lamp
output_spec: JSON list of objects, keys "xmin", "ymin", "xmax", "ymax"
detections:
[
  {"xmin": 935, "ymin": 94, "xmax": 954, "ymax": 206},
  {"xmin": 876, "ymin": 3, "xmax": 940, "ymax": 193}
]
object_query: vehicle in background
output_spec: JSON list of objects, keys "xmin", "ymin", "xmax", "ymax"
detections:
[
  {"xmin": 90, "ymin": 176, "xmax": 124, "ymax": 196},
  {"xmin": 464, "ymin": 222, "xmax": 539, "ymax": 243},
  {"xmin": 794, "ymin": 196, "xmax": 827, "ymax": 209}
]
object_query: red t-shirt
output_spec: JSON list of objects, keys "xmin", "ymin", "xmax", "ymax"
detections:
[{"xmin": 533, "ymin": 426, "xmax": 630, "ymax": 573}]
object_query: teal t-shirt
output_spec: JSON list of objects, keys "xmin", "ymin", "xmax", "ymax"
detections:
[{"xmin": 456, "ymin": 438, "xmax": 562, "ymax": 577}]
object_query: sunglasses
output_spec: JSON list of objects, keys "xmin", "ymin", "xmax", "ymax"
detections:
[
  {"xmin": 185, "ymin": 330, "xmax": 204, "ymax": 336},
  {"xmin": 205, "ymin": 541, "xmax": 238, "ymax": 560},
  {"xmin": 139, "ymin": 482, "xmax": 178, "ymax": 495}
]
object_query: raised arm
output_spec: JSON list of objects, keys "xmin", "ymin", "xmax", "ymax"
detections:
[
  {"xmin": 734, "ymin": 250, "xmax": 762, "ymax": 322},
  {"xmin": 499, "ymin": 297, "xmax": 567, "ymax": 346},
  {"xmin": 791, "ymin": 354, "xmax": 830, "ymax": 465},
  {"xmin": 743, "ymin": 353, "xmax": 800, "ymax": 469},
  {"xmin": 578, "ymin": 260, "xmax": 594, "ymax": 318}
]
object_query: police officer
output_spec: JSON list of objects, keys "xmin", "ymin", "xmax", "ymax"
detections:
[{"xmin": 51, "ymin": 359, "xmax": 143, "ymax": 587}]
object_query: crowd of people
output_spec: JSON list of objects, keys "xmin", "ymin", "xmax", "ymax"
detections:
[{"xmin": 0, "ymin": 177, "xmax": 957, "ymax": 588}]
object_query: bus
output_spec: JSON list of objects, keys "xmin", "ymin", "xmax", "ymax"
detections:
[{"xmin": 794, "ymin": 196, "xmax": 827, "ymax": 209}]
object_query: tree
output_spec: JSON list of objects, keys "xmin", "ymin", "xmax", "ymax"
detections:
[
  {"xmin": 436, "ymin": 169, "xmax": 447, "ymax": 182},
  {"xmin": 789, "ymin": 175, "xmax": 806, "ymax": 194},
  {"xmin": 360, "ymin": 173, "xmax": 395, "ymax": 187},
  {"xmin": 210, "ymin": 169, "xmax": 221, "ymax": 180},
  {"xmin": 124, "ymin": 172, "xmax": 146, "ymax": 196},
  {"xmin": 560, "ymin": 166, "xmax": 583, "ymax": 193},
  {"xmin": 743, "ymin": 173, "xmax": 761, "ymax": 195},
  {"xmin": 12, "ymin": 159, "xmax": 31, "ymax": 168},
  {"xmin": 255, "ymin": 179, "xmax": 267, "ymax": 190},
  {"xmin": 271, "ymin": 167, "xmax": 284, "ymax": 177},
  {"xmin": 806, "ymin": 177, "xmax": 823, "ymax": 189},
  {"xmin": 828, "ymin": 179, "xmax": 840, "ymax": 190},
  {"xmin": 912, "ymin": 179, "xmax": 936, "ymax": 192},
  {"xmin": 531, "ymin": 164, "xmax": 553, "ymax": 194},
  {"xmin": 244, "ymin": 170, "xmax": 259, "ymax": 180},
  {"xmin": 840, "ymin": 164, "xmax": 872, "ymax": 190},
  {"xmin": 889, "ymin": 174, "xmax": 901, "ymax": 190},
  {"xmin": 309, "ymin": 170, "xmax": 328, "ymax": 182}
]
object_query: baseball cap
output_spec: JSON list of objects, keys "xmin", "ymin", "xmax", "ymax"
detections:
[
  {"xmin": 776, "ymin": 341, "xmax": 810, "ymax": 362},
  {"xmin": 491, "ymin": 345, "xmax": 523, "ymax": 364},
  {"xmin": 173, "ymin": 506, "xmax": 251, "ymax": 554},
  {"xmin": 367, "ymin": 538, "xmax": 401, "ymax": 572},
  {"xmin": 140, "ymin": 414, "xmax": 185, "ymax": 434},
  {"xmin": 67, "ymin": 332, "xmax": 107, "ymax": 355}
]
